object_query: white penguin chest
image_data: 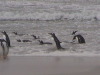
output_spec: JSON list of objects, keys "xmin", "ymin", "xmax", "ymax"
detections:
[
  {"xmin": 73, "ymin": 36, "xmax": 79, "ymax": 43},
  {"xmin": 3, "ymin": 35, "xmax": 6, "ymax": 41},
  {"xmin": 0, "ymin": 41, "xmax": 9, "ymax": 56}
]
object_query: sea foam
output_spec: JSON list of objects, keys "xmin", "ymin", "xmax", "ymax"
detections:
[{"xmin": 0, "ymin": 1, "xmax": 100, "ymax": 21}]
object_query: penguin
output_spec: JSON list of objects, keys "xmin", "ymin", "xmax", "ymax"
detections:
[
  {"xmin": 0, "ymin": 39, "xmax": 9, "ymax": 59},
  {"xmin": 16, "ymin": 39, "xmax": 21, "ymax": 42},
  {"xmin": 31, "ymin": 35, "xmax": 40, "ymax": 39},
  {"xmin": 38, "ymin": 40, "xmax": 52, "ymax": 45},
  {"xmin": 22, "ymin": 39, "xmax": 32, "ymax": 42},
  {"xmin": 12, "ymin": 32, "xmax": 25, "ymax": 36},
  {"xmin": 38, "ymin": 40, "xmax": 44, "ymax": 45},
  {"xmin": 12, "ymin": 32, "xmax": 17, "ymax": 35},
  {"xmin": 2, "ymin": 31, "xmax": 11, "ymax": 47},
  {"xmin": 49, "ymin": 33, "xmax": 64, "ymax": 50},
  {"xmin": 72, "ymin": 31, "xmax": 85, "ymax": 44}
]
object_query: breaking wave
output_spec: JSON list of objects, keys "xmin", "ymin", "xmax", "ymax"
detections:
[{"xmin": 0, "ymin": 1, "xmax": 100, "ymax": 21}]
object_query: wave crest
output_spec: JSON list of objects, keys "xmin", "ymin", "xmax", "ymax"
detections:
[{"xmin": 0, "ymin": 11, "xmax": 99, "ymax": 21}]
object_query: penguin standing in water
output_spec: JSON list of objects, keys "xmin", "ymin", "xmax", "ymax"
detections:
[
  {"xmin": 2, "ymin": 31, "xmax": 11, "ymax": 47},
  {"xmin": 49, "ymin": 33, "xmax": 64, "ymax": 50},
  {"xmin": 72, "ymin": 31, "xmax": 85, "ymax": 44},
  {"xmin": 0, "ymin": 39, "xmax": 9, "ymax": 59},
  {"xmin": 0, "ymin": 31, "xmax": 10, "ymax": 59}
]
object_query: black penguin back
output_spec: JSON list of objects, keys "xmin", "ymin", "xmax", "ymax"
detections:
[
  {"xmin": 75, "ymin": 35, "xmax": 85, "ymax": 44},
  {"xmin": 2, "ymin": 31, "xmax": 11, "ymax": 47}
]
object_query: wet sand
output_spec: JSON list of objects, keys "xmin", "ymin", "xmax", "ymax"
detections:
[{"xmin": 0, "ymin": 56, "xmax": 100, "ymax": 75}]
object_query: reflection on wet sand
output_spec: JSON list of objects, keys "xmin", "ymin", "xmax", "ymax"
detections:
[{"xmin": 0, "ymin": 56, "xmax": 100, "ymax": 75}]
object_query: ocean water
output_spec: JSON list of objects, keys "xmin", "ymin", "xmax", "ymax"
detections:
[{"xmin": 0, "ymin": 0, "xmax": 100, "ymax": 56}]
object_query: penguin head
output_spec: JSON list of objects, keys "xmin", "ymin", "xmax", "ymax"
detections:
[
  {"xmin": 1, "ymin": 31, "xmax": 6, "ymax": 35},
  {"xmin": 72, "ymin": 31, "xmax": 77, "ymax": 35},
  {"xmin": 48, "ymin": 33, "xmax": 55, "ymax": 37}
]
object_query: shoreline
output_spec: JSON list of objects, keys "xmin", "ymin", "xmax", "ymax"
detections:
[
  {"xmin": 9, "ymin": 53, "xmax": 100, "ymax": 56},
  {"xmin": 0, "ymin": 56, "xmax": 100, "ymax": 75}
]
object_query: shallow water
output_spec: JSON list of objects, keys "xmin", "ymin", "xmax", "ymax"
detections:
[{"xmin": 0, "ymin": 20, "xmax": 99, "ymax": 56}]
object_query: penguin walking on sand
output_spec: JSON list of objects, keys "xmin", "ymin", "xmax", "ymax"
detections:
[
  {"xmin": 2, "ymin": 31, "xmax": 11, "ymax": 47},
  {"xmin": 72, "ymin": 31, "xmax": 85, "ymax": 44},
  {"xmin": 49, "ymin": 33, "xmax": 64, "ymax": 50}
]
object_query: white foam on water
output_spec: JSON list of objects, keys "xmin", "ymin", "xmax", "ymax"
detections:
[{"xmin": 0, "ymin": 1, "xmax": 100, "ymax": 21}]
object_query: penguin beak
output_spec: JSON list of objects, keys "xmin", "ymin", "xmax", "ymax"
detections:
[
  {"xmin": 1, "ymin": 31, "xmax": 5, "ymax": 33},
  {"xmin": 48, "ymin": 33, "xmax": 52, "ymax": 35},
  {"xmin": 48, "ymin": 33, "xmax": 54, "ymax": 35},
  {"xmin": 48, "ymin": 33, "xmax": 50, "ymax": 34}
]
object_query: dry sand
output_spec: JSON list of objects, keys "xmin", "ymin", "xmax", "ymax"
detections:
[{"xmin": 0, "ymin": 56, "xmax": 100, "ymax": 75}]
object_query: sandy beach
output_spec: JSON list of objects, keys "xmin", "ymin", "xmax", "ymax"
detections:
[{"xmin": 0, "ymin": 56, "xmax": 100, "ymax": 75}]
